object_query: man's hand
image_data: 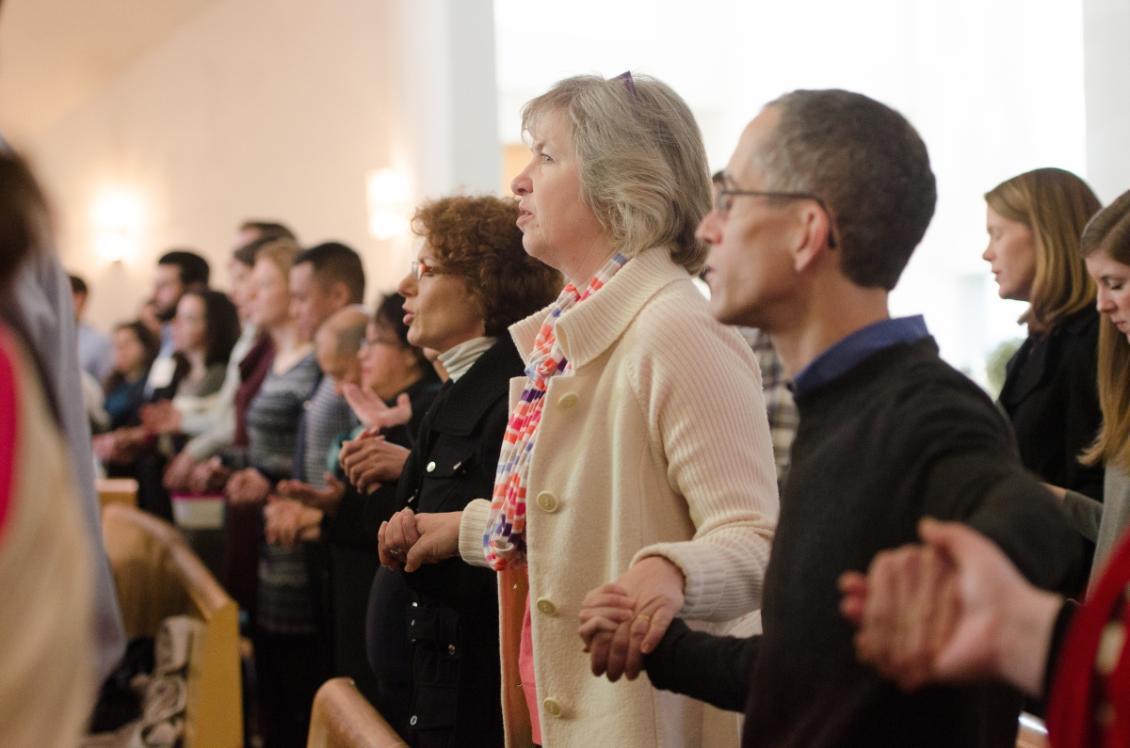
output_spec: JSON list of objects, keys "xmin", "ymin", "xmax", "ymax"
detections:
[
  {"xmin": 583, "ymin": 556, "xmax": 686, "ymax": 682},
  {"xmin": 839, "ymin": 544, "xmax": 959, "ymax": 691},
  {"xmin": 226, "ymin": 468, "xmax": 271, "ymax": 506},
  {"xmin": 276, "ymin": 474, "xmax": 345, "ymax": 514},
  {"xmin": 343, "ymin": 384, "xmax": 413, "ymax": 431},
  {"xmin": 839, "ymin": 519, "xmax": 1063, "ymax": 698}
]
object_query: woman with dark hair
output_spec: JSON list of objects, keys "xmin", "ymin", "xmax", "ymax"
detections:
[
  {"xmin": 373, "ymin": 195, "xmax": 562, "ymax": 745},
  {"xmin": 102, "ymin": 320, "xmax": 160, "ymax": 430},
  {"xmin": 156, "ymin": 288, "xmax": 241, "ymax": 406}
]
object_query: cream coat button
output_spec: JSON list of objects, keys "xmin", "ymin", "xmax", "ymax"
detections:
[
  {"xmin": 426, "ymin": 461, "xmax": 436, "ymax": 473},
  {"xmin": 535, "ymin": 597, "xmax": 557, "ymax": 616},
  {"xmin": 543, "ymin": 698, "xmax": 563, "ymax": 718},
  {"xmin": 536, "ymin": 491, "xmax": 559, "ymax": 513},
  {"xmin": 557, "ymin": 393, "xmax": 579, "ymax": 410}
]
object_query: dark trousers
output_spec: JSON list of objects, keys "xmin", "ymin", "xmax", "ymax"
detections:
[{"xmin": 253, "ymin": 629, "xmax": 327, "ymax": 748}]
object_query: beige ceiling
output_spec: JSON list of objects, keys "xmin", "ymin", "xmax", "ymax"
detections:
[{"xmin": 0, "ymin": 0, "xmax": 222, "ymax": 143}]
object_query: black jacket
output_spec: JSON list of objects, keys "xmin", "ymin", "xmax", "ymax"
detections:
[
  {"xmin": 645, "ymin": 338, "xmax": 1084, "ymax": 748},
  {"xmin": 373, "ymin": 337, "xmax": 520, "ymax": 745},
  {"xmin": 318, "ymin": 374, "xmax": 440, "ymax": 707},
  {"xmin": 999, "ymin": 307, "xmax": 1103, "ymax": 501}
]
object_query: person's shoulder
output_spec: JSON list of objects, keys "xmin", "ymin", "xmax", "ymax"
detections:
[
  {"xmin": 632, "ymin": 277, "xmax": 742, "ymax": 347},
  {"xmin": 885, "ymin": 352, "xmax": 1006, "ymax": 432}
]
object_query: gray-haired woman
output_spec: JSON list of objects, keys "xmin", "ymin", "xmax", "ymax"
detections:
[{"xmin": 380, "ymin": 73, "xmax": 778, "ymax": 747}]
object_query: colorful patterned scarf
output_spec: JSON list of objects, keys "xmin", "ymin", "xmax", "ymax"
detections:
[{"xmin": 483, "ymin": 252, "xmax": 628, "ymax": 570}]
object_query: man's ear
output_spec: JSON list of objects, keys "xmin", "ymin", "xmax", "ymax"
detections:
[
  {"xmin": 791, "ymin": 205, "xmax": 834, "ymax": 273},
  {"xmin": 329, "ymin": 280, "xmax": 353, "ymax": 307}
]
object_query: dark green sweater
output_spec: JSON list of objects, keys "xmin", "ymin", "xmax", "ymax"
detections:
[{"xmin": 646, "ymin": 338, "xmax": 1084, "ymax": 747}]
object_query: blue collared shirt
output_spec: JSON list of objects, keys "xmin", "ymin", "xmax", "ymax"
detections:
[{"xmin": 792, "ymin": 315, "xmax": 930, "ymax": 398}]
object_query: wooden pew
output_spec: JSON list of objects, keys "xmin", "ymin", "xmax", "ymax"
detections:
[
  {"xmin": 101, "ymin": 503, "xmax": 242, "ymax": 748},
  {"xmin": 307, "ymin": 678, "xmax": 407, "ymax": 748},
  {"xmin": 97, "ymin": 477, "xmax": 138, "ymax": 509}
]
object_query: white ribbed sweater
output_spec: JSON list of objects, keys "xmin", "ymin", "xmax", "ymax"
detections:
[{"xmin": 458, "ymin": 247, "xmax": 779, "ymax": 747}]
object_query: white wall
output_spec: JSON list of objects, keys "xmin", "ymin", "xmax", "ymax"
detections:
[
  {"xmin": 21, "ymin": 0, "xmax": 499, "ymax": 332},
  {"xmin": 494, "ymin": 0, "xmax": 1092, "ymax": 385}
]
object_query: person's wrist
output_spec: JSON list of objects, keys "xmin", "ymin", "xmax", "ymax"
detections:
[{"xmin": 994, "ymin": 585, "xmax": 1063, "ymax": 697}]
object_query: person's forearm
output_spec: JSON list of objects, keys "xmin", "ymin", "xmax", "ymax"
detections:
[
  {"xmin": 642, "ymin": 618, "xmax": 756, "ymax": 712},
  {"xmin": 994, "ymin": 587, "xmax": 1064, "ymax": 698}
]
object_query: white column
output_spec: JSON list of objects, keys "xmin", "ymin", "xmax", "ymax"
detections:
[
  {"xmin": 1084, "ymin": 0, "xmax": 1130, "ymax": 203},
  {"xmin": 385, "ymin": 0, "xmax": 501, "ymax": 200}
]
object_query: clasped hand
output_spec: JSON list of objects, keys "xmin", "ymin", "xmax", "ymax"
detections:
[
  {"xmin": 377, "ymin": 508, "xmax": 462, "ymax": 573},
  {"xmin": 577, "ymin": 556, "xmax": 686, "ymax": 682}
]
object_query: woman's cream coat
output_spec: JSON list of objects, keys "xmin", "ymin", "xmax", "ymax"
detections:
[{"xmin": 458, "ymin": 248, "xmax": 779, "ymax": 747}]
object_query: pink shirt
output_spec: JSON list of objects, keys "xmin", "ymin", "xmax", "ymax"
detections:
[{"xmin": 520, "ymin": 596, "xmax": 542, "ymax": 744}]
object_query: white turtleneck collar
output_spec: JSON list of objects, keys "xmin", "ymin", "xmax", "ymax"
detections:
[{"xmin": 437, "ymin": 336, "xmax": 497, "ymax": 382}]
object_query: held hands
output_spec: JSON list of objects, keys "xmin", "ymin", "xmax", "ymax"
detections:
[
  {"xmin": 339, "ymin": 436, "xmax": 411, "ymax": 494},
  {"xmin": 838, "ymin": 518, "xmax": 1062, "ymax": 697},
  {"xmin": 139, "ymin": 400, "xmax": 182, "ymax": 435},
  {"xmin": 276, "ymin": 473, "xmax": 345, "ymax": 514},
  {"xmin": 163, "ymin": 452, "xmax": 199, "ymax": 492},
  {"xmin": 578, "ymin": 556, "xmax": 686, "ymax": 682},
  {"xmin": 342, "ymin": 384, "xmax": 413, "ymax": 431},
  {"xmin": 225, "ymin": 468, "xmax": 271, "ymax": 506},
  {"xmin": 188, "ymin": 456, "xmax": 231, "ymax": 494},
  {"xmin": 377, "ymin": 508, "xmax": 462, "ymax": 572},
  {"xmin": 264, "ymin": 496, "xmax": 323, "ymax": 547}
]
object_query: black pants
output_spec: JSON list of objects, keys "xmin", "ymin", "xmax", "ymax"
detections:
[{"xmin": 253, "ymin": 629, "xmax": 326, "ymax": 748}]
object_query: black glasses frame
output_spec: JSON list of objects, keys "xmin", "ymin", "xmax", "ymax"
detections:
[{"xmin": 712, "ymin": 171, "xmax": 838, "ymax": 249}]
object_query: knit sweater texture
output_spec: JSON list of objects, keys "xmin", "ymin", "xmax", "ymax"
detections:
[
  {"xmin": 649, "ymin": 337, "xmax": 1085, "ymax": 747},
  {"xmin": 458, "ymin": 247, "xmax": 779, "ymax": 747}
]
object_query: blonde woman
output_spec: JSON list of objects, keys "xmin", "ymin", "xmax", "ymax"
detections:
[
  {"xmin": 381, "ymin": 73, "xmax": 778, "ymax": 746},
  {"xmin": 984, "ymin": 168, "xmax": 1103, "ymax": 503}
]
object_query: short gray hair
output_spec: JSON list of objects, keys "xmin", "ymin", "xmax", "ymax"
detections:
[
  {"xmin": 758, "ymin": 89, "xmax": 936, "ymax": 290},
  {"xmin": 522, "ymin": 74, "xmax": 712, "ymax": 273}
]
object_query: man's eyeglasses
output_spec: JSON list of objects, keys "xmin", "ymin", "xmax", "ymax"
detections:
[{"xmin": 712, "ymin": 171, "xmax": 838, "ymax": 249}]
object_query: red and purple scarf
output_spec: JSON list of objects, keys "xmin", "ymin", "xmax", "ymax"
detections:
[{"xmin": 483, "ymin": 252, "xmax": 628, "ymax": 570}]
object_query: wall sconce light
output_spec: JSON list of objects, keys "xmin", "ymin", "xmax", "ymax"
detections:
[
  {"xmin": 91, "ymin": 188, "xmax": 143, "ymax": 264},
  {"xmin": 366, "ymin": 168, "xmax": 410, "ymax": 240}
]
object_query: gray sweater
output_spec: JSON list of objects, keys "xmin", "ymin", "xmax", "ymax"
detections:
[{"xmin": 1063, "ymin": 464, "xmax": 1130, "ymax": 587}]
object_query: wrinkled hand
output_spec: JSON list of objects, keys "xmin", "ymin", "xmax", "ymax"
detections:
[
  {"xmin": 581, "ymin": 556, "xmax": 686, "ymax": 682},
  {"xmin": 140, "ymin": 401, "xmax": 182, "ymax": 435},
  {"xmin": 343, "ymin": 384, "xmax": 413, "ymax": 431},
  {"xmin": 340, "ymin": 436, "xmax": 410, "ymax": 494},
  {"xmin": 163, "ymin": 452, "xmax": 199, "ymax": 492},
  {"xmin": 189, "ymin": 456, "xmax": 230, "ymax": 494},
  {"xmin": 264, "ymin": 497, "xmax": 323, "ymax": 547},
  {"xmin": 276, "ymin": 473, "xmax": 345, "ymax": 514},
  {"xmin": 839, "ymin": 519, "xmax": 1062, "ymax": 697},
  {"xmin": 378, "ymin": 509, "xmax": 461, "ymax": 572},
  {"xmin": 839, "ymin": 544, "xmax": 959, "ymax": 691},
  {"xmin": 226, "ymin": 468, "xmax": 271, "ymax": 506}
]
